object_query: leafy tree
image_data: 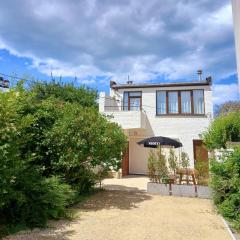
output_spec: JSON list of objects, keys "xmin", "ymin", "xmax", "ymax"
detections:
[
  {"xmin": 44, "ymin": 103, "xmax": 127, "ymax": 192},
  {"xmin": 202, "ymin": 112, "xmax": 240, "ymax": 150},
  {"xmin": 180, "ymin": 151, "xmax": 190, "ymax": 168},
  {"xmin": 0, "ymin": 88, "xmax": 75, "ymax": 232},
  {"xmin": 215, "ymin": 101, "xmax": 240, "ymax": 117},
  {"xmin": 148, "ymin": 150, "xmax": 157, "ymax": 182},
  {"xmin": 0, "ymin": 81, "xmax": 127, "ymax": 233},
  {"xmin": 30, "ymin": 82, "xmax": 97, "ymax": 107},
  {"xmin": 168, "ymin": 148, "xmax": 178, "ymax": 174},
  {"xmin": 155, "ymin": 146, "xmax": 168, "ymax": 183}
]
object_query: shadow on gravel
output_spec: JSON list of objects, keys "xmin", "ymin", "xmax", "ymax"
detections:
[
  {"xmin": 4, "ymin": 186, "xmax": 152, "ymax": 240},
  {"xmin": 79, "ymin": 185, "xmax": 152, "ymax": 211},
  {"xmin": 3, "ymin": 224, "xmax": 75, "ymax": 240}
]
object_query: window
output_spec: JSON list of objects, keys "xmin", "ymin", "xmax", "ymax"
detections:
[
  {"xmin": 156, "ymin": 90, "xmax": 205, "ymax": 115},
  {"xmin": 193, "ymin": 90, "xmax": 204, "ymax": 114},
  {"xmin": 156, "ymin": 91, "xmax": 166, "ymax": 114},
  {"xmin": 168, "ymin": 91, "xmax": 178, "ymax": 114},
  {"xmin": 123, "ymin": 91, "xmax": 142, "ymax": 111},
  {"xmin": 181, "ymin": 91, "xmax": 191, "ymax": 114},
  {"xmin": 123, "ymin": 92, "xmax": 129, "ymax": 111}
]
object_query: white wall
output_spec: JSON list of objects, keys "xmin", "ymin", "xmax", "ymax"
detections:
[
  {"xmin": 232, "ymin": 0, "xmax": 240, "ymax": 93},
  {"xmin": 110, "ymin": 85, "xmax": 213, "ymax": 168}
]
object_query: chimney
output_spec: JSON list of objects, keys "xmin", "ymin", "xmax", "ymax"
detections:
[
  {"xmin": 126, "ymin": 75, "xmax": 133, "ymax": 84},
  {"xmin": 110, "ymin": 80, "xmax": 117, "ymax": 88},
  {"xmin": 206, "ymin": 76, "xmax": 212, "ymax": 85},
  {"xmin": 197, "ymin": 69, "xmax": 203, "ymax": 81}
]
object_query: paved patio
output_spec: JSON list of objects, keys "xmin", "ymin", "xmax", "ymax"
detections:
[{"xmin": 5, "ymin": 176, "xmax": 232, "ymax": 240}]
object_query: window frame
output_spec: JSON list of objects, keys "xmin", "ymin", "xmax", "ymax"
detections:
[
  {"xmin": 156, "ymin": 89, "xmax": 205, "ymax": 116},
  {"xmin": 123, "ymin": 91, "xmax": 142, "ymax": 111}
]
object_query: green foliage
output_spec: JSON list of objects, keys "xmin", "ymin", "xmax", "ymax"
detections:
[
  {"xmin": 0, "ymin": 81, "xmax": 127, "ymax": 233},
  {"xmin": 3, "ymin": 174, "xmax": 75, "ymax": 229},
  {"xmin": 155, "ymin": 146, "xmax": 168, "ymax": 183},
  {"xmin": 215, "ymin": 101, "xmax": 240, "ymax": 117},
  {"xmin": 180, "ymin": 151, "xmax": 190, "ymax": 168},
  {"xmin": 147, "ymin": 146, "xmax": 168, "ymax": 183},
  {"xmin": 210, "ymin": 147, "xmax": 240, "ymax": 229},
  {"xmin": 202, "ymin": 112, "xmax": 240, "ymax": 150},
  {"xmin": 30, "ymin": 82, "xmax": 97, "ymax": 107},
  {"xmin": 168, "ymin": 148, "xmax": 178, "ymax": 174},
  {"xmin": 148, "ymin": 150, "xmax": 157, "ymax": 182}
]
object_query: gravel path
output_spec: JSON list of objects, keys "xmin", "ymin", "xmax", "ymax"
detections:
[{"xmin": 4, "ymin": 176, "xmax": 232, "ymax": 240}]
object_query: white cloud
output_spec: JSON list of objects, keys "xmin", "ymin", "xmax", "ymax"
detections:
[
  {"xmin": 0, "ymin": 0, "xmax": 236, "ymax": 84},
  {"xmin": 213, "ymin": 83, "xmax": 239, "ymax": 105}
]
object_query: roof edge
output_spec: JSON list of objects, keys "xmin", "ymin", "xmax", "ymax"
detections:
[{"xmin": 111, "ymin": 77, "xmax": 212, "ymax": 89}]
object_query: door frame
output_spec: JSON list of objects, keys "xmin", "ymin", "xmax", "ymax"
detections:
[{"xmin": 122, "ymin": 142, "xmax": 129, "ymax": 176}]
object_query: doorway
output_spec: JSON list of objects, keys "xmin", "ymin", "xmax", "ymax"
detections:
[
  {"xmin": 122, "ymin": 142, "xmax": 129, "ymax": 176},
  {"xmin": 193, "ymin": 140, "xmax": 209, "ymax": 181}
]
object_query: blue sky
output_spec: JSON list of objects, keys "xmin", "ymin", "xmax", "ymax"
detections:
[{"xmin": 0, "ymin": 0, "xmax": 239, "ymax": 104}]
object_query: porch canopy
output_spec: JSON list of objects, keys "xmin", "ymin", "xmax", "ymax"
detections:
[{"xmin": 137, "ymin": 136, "xmax": 182, "ymax": 148}]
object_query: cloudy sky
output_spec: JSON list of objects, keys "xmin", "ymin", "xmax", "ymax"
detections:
[{"xmin": 0, "ymin": 0, "xmax": 238, "ymax": 104}]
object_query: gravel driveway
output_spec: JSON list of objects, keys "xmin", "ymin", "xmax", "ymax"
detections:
[{"xmin": 5, "ymin": 176, "xmax": 232, "ymax": 240}]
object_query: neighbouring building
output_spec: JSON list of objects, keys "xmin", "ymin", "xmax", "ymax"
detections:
[
  {"xmin": 99, "ymin": 75, "xmax": 213, "ymax": 175},
  {"xmin": 232, "ymin": 0, "xmax": 240, "ymax": 93},
  {"xmin": 0, "ymin": 77, "xmax": 10, "ymax": 92}
]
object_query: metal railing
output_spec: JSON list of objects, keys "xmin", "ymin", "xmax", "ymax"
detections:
[{"xmin": 104, "ymin": 105, "xmax": 142, "ymax": 112}]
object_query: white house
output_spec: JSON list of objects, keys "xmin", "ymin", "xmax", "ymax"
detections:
[
  {"xmin": 99, "ymin": 76, "xmax": 213, "ymax": 176},
  {"xmin": 232, "ymin": 0, "xmax": 240, "ymax": 93}
]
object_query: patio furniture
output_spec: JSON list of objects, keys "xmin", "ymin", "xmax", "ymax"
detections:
[{"xmin": 176, "ymin": 168, "xmax": 197, "ymax": 185}]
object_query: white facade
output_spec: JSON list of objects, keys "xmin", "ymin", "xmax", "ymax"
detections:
[
  {"xmin": 232, "ymin": 0, "xmax": 240, "ymax": 93},
  {"xmin": 99, "ymin": 81, "xmax": 213, "ymax": 175}
]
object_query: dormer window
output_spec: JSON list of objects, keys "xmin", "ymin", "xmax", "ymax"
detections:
[{"xmin": 123, "ymin": 91, "xmax": 142, "ymax": 111}]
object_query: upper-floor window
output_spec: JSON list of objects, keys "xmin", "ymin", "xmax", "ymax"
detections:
[
  {"xmin": 123, "ymin": 91, "xmax": 142, "ymax": 111},
  {"xmin": 156, "ymin": 89, "xmax": 204, "ymax": 115}
]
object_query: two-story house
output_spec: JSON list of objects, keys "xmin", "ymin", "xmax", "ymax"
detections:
[{"xmin": 99, "ymin": 76, "xmax": 213, "ymax": 176}]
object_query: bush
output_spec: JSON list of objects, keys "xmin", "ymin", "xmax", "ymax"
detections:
[
  {"xmin": 180, "ymin": 151, "xmax": 190, "ymax": 168},
  {"xmin": 147, "ymin": 146, "xmax": 168, "ymax": 183},
  {"xmin": 202, "ymin": 111, "xmax": 240, "ymax": 150},
  {"xmin": 148, "ymin": 150, "xmax": 156, "ymax": 182},
  {"xmin": 210, "ymin": 147, "xmax": 240, "ymax": 229},
  {"xmin": 168, "ymin": 148, "xmax": 178, "ymax": 174},
  {"xmin": 0, "ymin": 81, "xmax": 127, "ymax": 232},
  {"xmin": 2, "ymin": 174, "xmax": 75, "ymax": 229}
]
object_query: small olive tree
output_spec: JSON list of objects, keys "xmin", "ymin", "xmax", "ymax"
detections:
[
  {"xmin": 147, "ymin": 146, "xmax": 168, "ymax": 183},
  {"xmin": 147, "ymin": 150, "xmax": 157, "ymax": 182},
  {"xmin": 180, "ymin": 151, "xmax": 190, "ymax": 168},
  {"xmin": 155, "ymin": 146, "xmax": 168, "ymax": 183},
  {"xmin": 168, "ymin": 148, "xmax": 178, "ymax": 174}
]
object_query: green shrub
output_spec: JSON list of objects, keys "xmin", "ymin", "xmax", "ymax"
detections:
[
  {"xmin": 30, "ymin": 82, "xmax": 97, "ymax": 107},
  {"xmin": 2, "ymin": 173, "xmax": 75, "ymax": 229},
  {"xmin": 168, "ymin": 148, "xmax": 178, "ymax": 174},
  {"xmin": 202, "ymin": 111, "xmax": 240, "ymax": 150},
  {"xmin": 148, "ymin": 150, "xmax": 157, "ymax": 182},
  {"xmin": 210, "ymin": 147, "xmax": 240, "ymax": 229},
  {"xmin": 155, "ymin": 146, "xmax": 168, "ymax": 183},
  {"xmin": 180, "ymin": 151, "xmax": 190, "ymax": 168},
  {"xmin": 147, "ymin": 146, "xmax": 168, "ymax": 183},
  {"xmin": 0, "ymin": 81, "xmax": 127, "ymax": 233}
]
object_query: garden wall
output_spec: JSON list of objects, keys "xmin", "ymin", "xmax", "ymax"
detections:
[{"xmin": 147, "ymin": 182, "xmax": 211, "ymax": 199}]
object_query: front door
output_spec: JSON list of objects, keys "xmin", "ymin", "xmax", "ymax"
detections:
[
  {"xmin": 122, "ymin": 142, "xmax": 129, "ymax": 176},
  {"xmin": 193, "ymin": 140, "xmax": 209, "ymax": 179}
]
